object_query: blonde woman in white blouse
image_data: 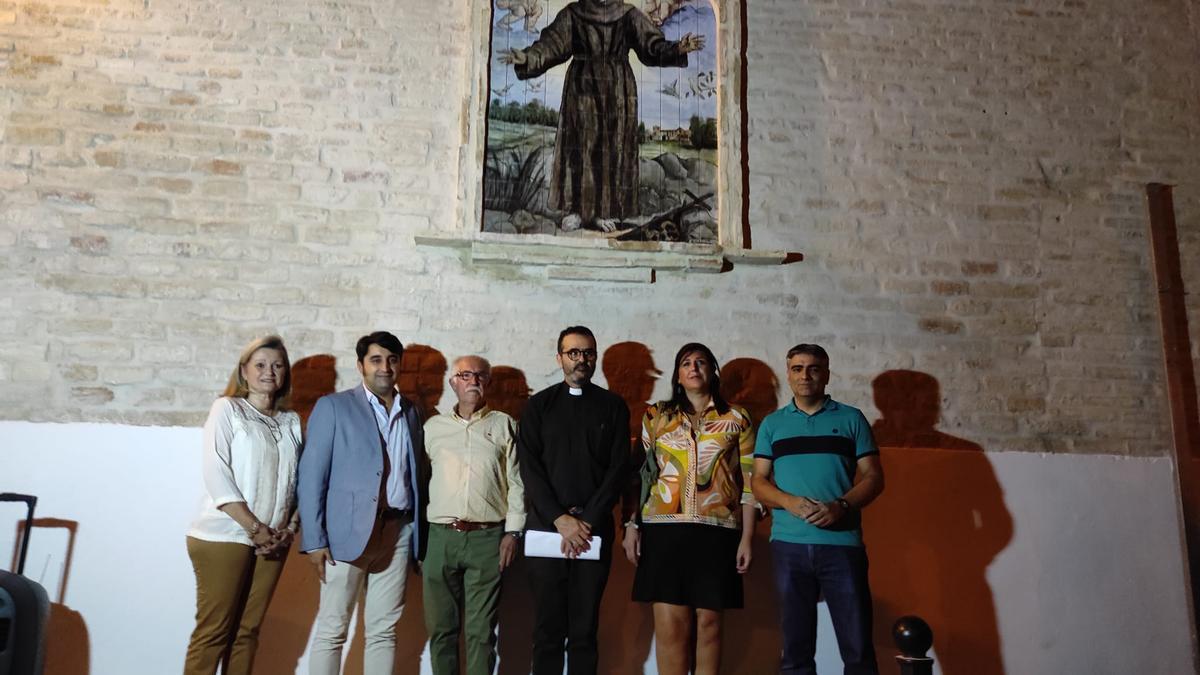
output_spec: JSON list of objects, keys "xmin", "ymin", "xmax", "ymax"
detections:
[{"xmin": 183, "ymin": 335, "xmax": 303, "ymax": 675}]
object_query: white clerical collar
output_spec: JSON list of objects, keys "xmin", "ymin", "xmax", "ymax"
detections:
[{"xmin": 568, "ymin": 386, "xmax": 583, "ymax": 396}]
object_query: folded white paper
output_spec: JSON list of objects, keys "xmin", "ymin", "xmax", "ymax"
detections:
[{"xmin": 523, "ymin": 530, "xmax": 602, "ymax": 560}]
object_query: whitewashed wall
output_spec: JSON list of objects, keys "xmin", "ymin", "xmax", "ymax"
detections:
[{"xmin": 2, "ymin": 421, "xmax": 1192, "ymax": 674}]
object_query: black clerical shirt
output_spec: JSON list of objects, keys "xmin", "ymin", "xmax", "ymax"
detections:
[{"xmin": 517, "ymin": 381, "xmax": 631, "ymax": 531}]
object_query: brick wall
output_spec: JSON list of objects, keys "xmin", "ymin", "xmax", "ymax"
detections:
[{"xmin": 1, "ymin": 0, "xmax": 1198, "ymax": 456}]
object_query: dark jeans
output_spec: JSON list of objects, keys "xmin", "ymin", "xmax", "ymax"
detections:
[
  {"xmin": 526, "ymin": 532, "xmax": 613, "ymax": 675},
  {"xmin": 771, "ymin": 541, "xmax": 878, "ymax": 675}
]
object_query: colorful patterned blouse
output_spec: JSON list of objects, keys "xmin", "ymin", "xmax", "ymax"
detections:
[{"xmin": 639, "ymin": 402, "xmax": 756, "ymax": 529}]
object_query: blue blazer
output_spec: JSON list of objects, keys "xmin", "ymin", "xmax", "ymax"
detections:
[{"xmin": 297, "ymin": 386, "xmax": 428, "ymax": 562}]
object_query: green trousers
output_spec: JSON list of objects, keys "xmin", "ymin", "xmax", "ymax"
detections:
[{"xmin": 422, "ymin": 524, "xmax": 504, "ymax": 675}]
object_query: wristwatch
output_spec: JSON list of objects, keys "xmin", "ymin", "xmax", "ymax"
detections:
[
  {"xmin": 506, "ymin": 530, "xmax": 523, "ymax": 539},
  {"xmin": 834, "ymin": 498, "xmax": 852, "ymax": 512}
]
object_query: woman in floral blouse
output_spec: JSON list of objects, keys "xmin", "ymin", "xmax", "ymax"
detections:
[{"xmin": 623, "ymin": 342, "xmax": 756, "ymax": 675}]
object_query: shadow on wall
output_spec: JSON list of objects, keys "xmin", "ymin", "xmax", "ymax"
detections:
[
  {"xmin": 487, "ymin": 363, "xmax": 538, "ymax": 674},
  {"xmin": 256, "ymin": 354, "xmax": 340, "ymax": 675},
  {"xmin": 721, "ymin": 357, "xmax": 780, "ymax": 429},
  {"xmin": 394, "ymin": 345, "xmax": 448, "ymax": 669},
  {"xmin": 398, "ymin": 344, "xmax": 448, "ymax": 422},
  {"xmin": 721, "ymin": 357, "xmax": 782, "ymax": 672},
  {"xmin": 255, "ymin": 546, "xmax": 322, "ymax": 675},
  {"xmin": 603, "ymin": 341, "xmax": 662, "ymax": 445},
  {"xmin": 865, "ymin": 370, "xmax": 1012, "ymax": 675},
  {"xmin": 489, "ymin": 365, "xmax": 532, "ymax": 420},
  {"xmin": 291, "ymin": 354, "xmax": 338, "ymax": 427},
  {"xmin": 599, "ymin": 341, "xmax": 661, "ymax": 673},
  {"xmin": 495, "ymin": 556, "xmax": 535, "ymax": 674},
  {"xmin": 21, "ymin": 518, "xmax": 90, "ymax": 675}
]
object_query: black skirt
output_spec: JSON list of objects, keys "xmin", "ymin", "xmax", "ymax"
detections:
[{"xmin": 631, "ymin": 522, "xmax": 744, "ymax": 610}]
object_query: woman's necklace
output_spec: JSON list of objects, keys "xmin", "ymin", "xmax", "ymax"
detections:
[
  {"xmin": 243, "ymin": 398, "xmax": 282, "ymax": 441},
  {"xmin": 245, "ymin": 394, "xmax": 275, "ymax": 417}
]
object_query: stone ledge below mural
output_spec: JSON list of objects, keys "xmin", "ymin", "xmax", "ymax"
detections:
[{"xmin": 414, "ymin": 231, "xmax": 795, "ymax": 283}]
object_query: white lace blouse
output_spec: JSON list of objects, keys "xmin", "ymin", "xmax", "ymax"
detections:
[{"xmin": 187, "ymin": 396, "xmax": 303, "ymax": 546}]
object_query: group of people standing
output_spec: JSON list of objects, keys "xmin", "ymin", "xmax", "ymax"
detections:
[{"xmin": 181, "ymin": 326, "xmax": 885, "ymax": 675}]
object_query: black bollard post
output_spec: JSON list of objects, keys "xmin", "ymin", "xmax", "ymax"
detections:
[{"xmin": 892, "ymin": 615, "xmax": 934, "ymax": 675}]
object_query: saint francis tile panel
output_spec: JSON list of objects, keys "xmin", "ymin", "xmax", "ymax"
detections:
[{"xmin": 485, "ymin": 0, "xmax": 720, "ymax": 244}]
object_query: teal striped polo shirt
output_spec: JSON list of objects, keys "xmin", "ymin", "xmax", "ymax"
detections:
[{"xmin": 755, "ymin": 396, "xmax": 879, "ymax": 546}]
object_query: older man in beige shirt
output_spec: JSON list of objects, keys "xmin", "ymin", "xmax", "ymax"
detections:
[{"xmin": 423, "ymin": 354, "xmax": 526, "ymax": 675}]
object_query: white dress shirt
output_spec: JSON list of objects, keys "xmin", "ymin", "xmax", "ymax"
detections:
[{"xmin": 363, "ymin": 384, "xmax": 413, "ymax": 510}]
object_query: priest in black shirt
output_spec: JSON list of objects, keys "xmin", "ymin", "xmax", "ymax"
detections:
[{"xmin": 517, "ymin": 325, "xmax": 631, "ymax": 675}]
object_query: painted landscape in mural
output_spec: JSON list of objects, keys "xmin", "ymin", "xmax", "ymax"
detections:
[{"xmin": 485, "ymin": 0, "xmax": 719, "ymax": 243}]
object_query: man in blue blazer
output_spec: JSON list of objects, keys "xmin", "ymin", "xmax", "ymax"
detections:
[{"xmin": 298, "ymin": 331, "xmax": 429, "ymax": 675}]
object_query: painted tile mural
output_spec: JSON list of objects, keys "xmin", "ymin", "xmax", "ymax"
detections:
[{"xmin": 486, "ymin": 0, "xmax": 719, "ymax": 243}]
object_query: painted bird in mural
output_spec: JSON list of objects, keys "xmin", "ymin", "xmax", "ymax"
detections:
[
  {"xmin": 686, "ymin": 70, "xmax": 716, "ymax": 98},
  {"xmin": 659, "ymin": 77, "xmax": 681, "ymax": 99},
  {"xmin": 495, "ymin": 0, "xmax": 545, "ymax": 33},
  {"xmin": 643, "ymin": 0, "xmax": 694, "ymax": 27},
  {"xmin": 491, "ymin": 82, "xmax": 516, "ymax": 98},
  {"xmin": 525, "ymin": 80, "xmax": 544, "ymax": 93}
]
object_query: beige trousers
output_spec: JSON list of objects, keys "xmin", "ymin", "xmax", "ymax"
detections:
[
  {"xmin": 309, "ymin": 514, "xmax": 413, "ymax": 675},
  {"xmin": 183, "ymin": 536, "xmax": 286, "ymax": 675}
]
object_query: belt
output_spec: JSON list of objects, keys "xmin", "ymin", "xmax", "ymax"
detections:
[
  {"xmin": 379, "ymin": 508, "xmax": 412, "ymax": 520},
  {"xmin": 442, "ymin": 519, "xmax": 502, "ymax": 533}
]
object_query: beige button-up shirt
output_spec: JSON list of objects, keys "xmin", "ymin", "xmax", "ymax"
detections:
[{"xmin": 424, "ymin": 405, "xmax": 526, "ymax": 532}]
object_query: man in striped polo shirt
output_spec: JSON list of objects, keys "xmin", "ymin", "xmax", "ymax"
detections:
[{"xmin": 751, "ymin": 344, "xmax": 885, "ymax": 675}]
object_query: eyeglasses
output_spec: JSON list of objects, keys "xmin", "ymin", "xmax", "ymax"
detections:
[
  {"xmin": 560, "ymin": 349, "xmax": 598, "ymax": 361},
  {"xmin": 453, "ymin": 370, "xmax": 490, "ymax": 382}
]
